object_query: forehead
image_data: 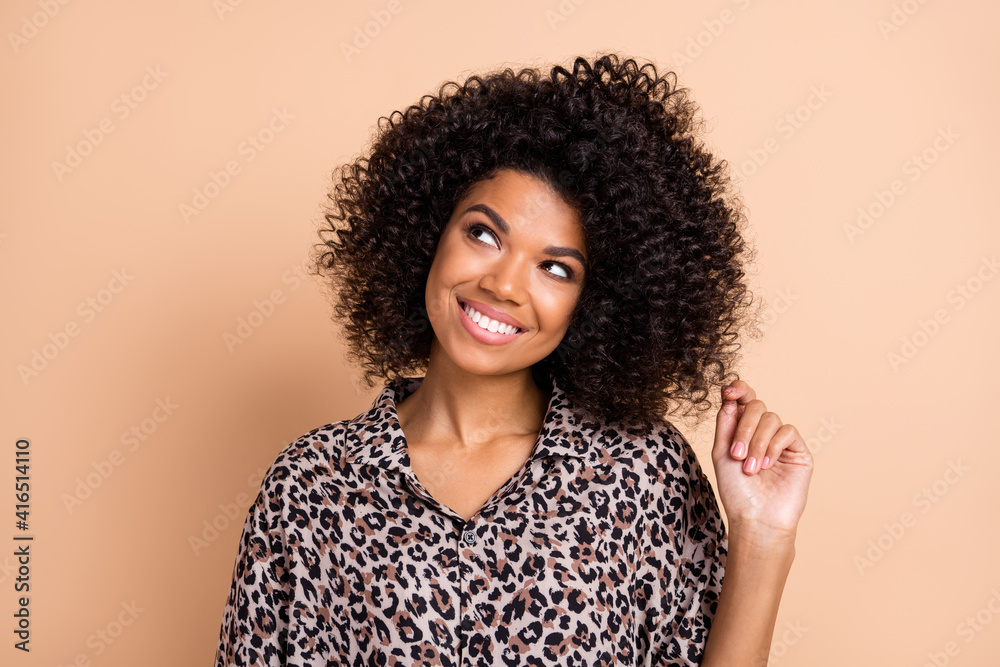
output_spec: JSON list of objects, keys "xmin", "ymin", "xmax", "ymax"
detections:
[{"xmin": 452, "ymin": 169, "xmax": 586, "ymax": 249}]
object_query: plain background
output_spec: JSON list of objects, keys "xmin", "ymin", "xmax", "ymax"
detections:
[{"xmin": 3, "ymin": 1, "xmax": 998, "ymax": 664}]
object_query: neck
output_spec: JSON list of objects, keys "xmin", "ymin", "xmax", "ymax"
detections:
[{"xmin": 396, "ymin": 357, "xmax": 550, "ymax": 454}]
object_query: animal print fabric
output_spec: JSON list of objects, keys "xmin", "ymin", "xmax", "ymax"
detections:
[{"xmin": 214, "ymin": 372, "xmax": 727, "ymax": 666}]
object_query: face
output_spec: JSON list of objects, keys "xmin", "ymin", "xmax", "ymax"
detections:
[{"xmin": 423, "ymin": 168, "xmax": 588, "ymax": 378}]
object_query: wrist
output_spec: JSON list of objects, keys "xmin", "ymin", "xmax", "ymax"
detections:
[{"xmin": 727, "ymin": 520, "xmax": 798, "ymax": 553}]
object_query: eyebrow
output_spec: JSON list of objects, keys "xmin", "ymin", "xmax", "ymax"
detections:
[{"xmin": 462, "ymin": 203, "xmax": 588, "ymax": 267}]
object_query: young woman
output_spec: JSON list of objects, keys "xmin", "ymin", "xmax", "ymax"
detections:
[{"xmin": 215, "ymin": 53, "xmax": 813, "ymax": 666}]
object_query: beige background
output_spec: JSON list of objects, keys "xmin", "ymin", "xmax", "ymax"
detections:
[{"xmin": 2, "ymin": 0, "xmax": 998, "ymax": 664}]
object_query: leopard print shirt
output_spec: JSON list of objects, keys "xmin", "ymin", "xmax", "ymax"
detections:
[{"xmin": 214, "ymin": 373, "xmax": 727, "ymax": 666}]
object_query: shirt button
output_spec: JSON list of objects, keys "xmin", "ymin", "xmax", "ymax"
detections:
[{"xmin": 463, "ymin": 531, "xmax": 476, "ymax": 546}]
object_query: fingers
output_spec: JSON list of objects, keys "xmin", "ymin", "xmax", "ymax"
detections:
[
  {"xmin": 718, "ymin": 381, "xmax": 802, "ymax": 475},
  {"xmin": 726, "ymin": 395, "xmax": 765, "ymax": 459},
  {"xmin": 723, "ymin": 380, "xmax": 756, "ymax": 405},
  {"xmin": 713, "ymin": 396, "xmax": 739, "ymax": 462},
  {"xmin": 716, "ymin": 381, "xmax": 755, "ymax": 464},
  {"xmin": 729, "ymin": 400, "xmax": 774, "ymax": 473},
  {"xmin": 760, "ymin": 424, "xmax": 802, "ymax": 469}
]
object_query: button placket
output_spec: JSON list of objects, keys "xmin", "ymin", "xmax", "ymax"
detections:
[
  {"xmin": 457, "ymin": 521, "xmax": 476, "ymax": 655},
  {"xmin": 461, "ymin": 517, "xmax": 479, "ymax": 547}
]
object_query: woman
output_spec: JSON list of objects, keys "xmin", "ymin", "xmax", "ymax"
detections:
[{"xmin": 215, "ymin": 53, "xmax": 813, "ymax": 666}]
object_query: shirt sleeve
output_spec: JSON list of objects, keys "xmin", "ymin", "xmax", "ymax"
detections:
[
  {"xmin": 214, "ymin": 467, "xmax": 293, "ymax": 667},
  {"xmin": 645, "ymin": 425, "xmax": 728, "ymax": 666}
]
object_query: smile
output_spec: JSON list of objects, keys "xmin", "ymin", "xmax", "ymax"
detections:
[{"xmin": 457, "ymin": 297, "xmax": 525, "ymax": 345}]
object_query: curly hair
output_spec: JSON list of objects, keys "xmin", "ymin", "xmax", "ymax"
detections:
[{"xmin": 312, "ymin": 52, "xmax": 760, "ymax": 435}]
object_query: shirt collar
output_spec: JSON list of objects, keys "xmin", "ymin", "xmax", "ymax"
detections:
[{"xmin": 344, "ymin": 371, "xmax": 603, "ymax": 475}]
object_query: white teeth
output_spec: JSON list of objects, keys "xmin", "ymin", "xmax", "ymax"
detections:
[{"xmin": 462, "ymin": 302, "xmax": 520, "ymax": 335}]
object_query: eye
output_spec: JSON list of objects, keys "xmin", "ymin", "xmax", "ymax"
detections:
[
  {"xmin": 464, "ymin": 221, "xmax": 577, "ymax": 281},
  {"xmin": 542, "ymin": 261, "xmax": 573, "ymax": 280},
  {"xmin": 465, "ymin": 222, "xmax": 499, "ymax": 248}
]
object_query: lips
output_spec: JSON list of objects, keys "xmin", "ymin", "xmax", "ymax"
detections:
[
  {"xmin": 457, "ymin": 296, "xmax": 526, "ymax": 331},
  {"xmin": 456, "ymin": 299, "xmax": 524, "ymax": 345}
]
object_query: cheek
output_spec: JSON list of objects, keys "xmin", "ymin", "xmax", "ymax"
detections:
[
  {"xmin": 423, "ymin": 246, "xmax": 458, "ymax": 320},
  {"xmin": 538, "ymin": 291, "xmax": 581, "ymax": 336},
  {"xmin": 424, "ymin": 274, "xmax": 450, "ymax": 324}
]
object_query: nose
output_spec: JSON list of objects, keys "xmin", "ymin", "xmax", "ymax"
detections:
[{"xmin": 478, "ymin": 253, "xmax": 529, "ymax": 304}]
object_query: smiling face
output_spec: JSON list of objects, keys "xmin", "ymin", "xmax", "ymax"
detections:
[{"xmin": 423, "ymin": 168, "xmax": 588, "ymax": 378}]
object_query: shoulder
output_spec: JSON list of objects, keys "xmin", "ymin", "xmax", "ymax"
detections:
[
  {"xmin": 576, "ymin": 409, "xmax": 717, "ymax": 513},
  {"xmin": 645, "ymin": 418, "xmax": 711, "ymax": 493},
  {"xmin": 252, "ymin": 418, "xmax": 358, "ymax": 511},
  {"xmin": 585, "ymin": 410, "xmax": 706, "ymax": 487},
  {"xmin": 599, "ymin": 415, "xmax": 722, "ymax": 534}
]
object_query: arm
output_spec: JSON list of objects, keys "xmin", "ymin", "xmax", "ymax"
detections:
[
  {"xmin": 643, "ymin": 427, "xmax": 727, "ymax": 666},
  {"xmin": 700, "ymin": 526, "xmax": 796, "ymax": 666},
  {"xmin": 215, "ymin": 470, "xmax": 292, "ymax": 667},
  {"xmin": 701, "ymin": 381, "xmax": 813, "ymax": 666}
]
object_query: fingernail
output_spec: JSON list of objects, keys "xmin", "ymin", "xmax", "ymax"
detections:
[
  {"xmin": 744, "ymin": 456, "xmax": 757, "ymax": 473},
  {"xmin": 762, "ymin": 456, "xmax": 771, "ymax": 469},
  {"xmin": 732, "ymin": 441, "xmax": 746, "ymax": 458}
]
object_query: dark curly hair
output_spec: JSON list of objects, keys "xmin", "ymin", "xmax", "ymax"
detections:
[{"xmin": 312, "ymin": 52, "xmax": 760, "ymax": 434}]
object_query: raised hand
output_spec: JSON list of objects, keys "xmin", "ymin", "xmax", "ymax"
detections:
[{"xmin": 710, "ymin": 380, "xmax": 814, "ymax": 539}]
